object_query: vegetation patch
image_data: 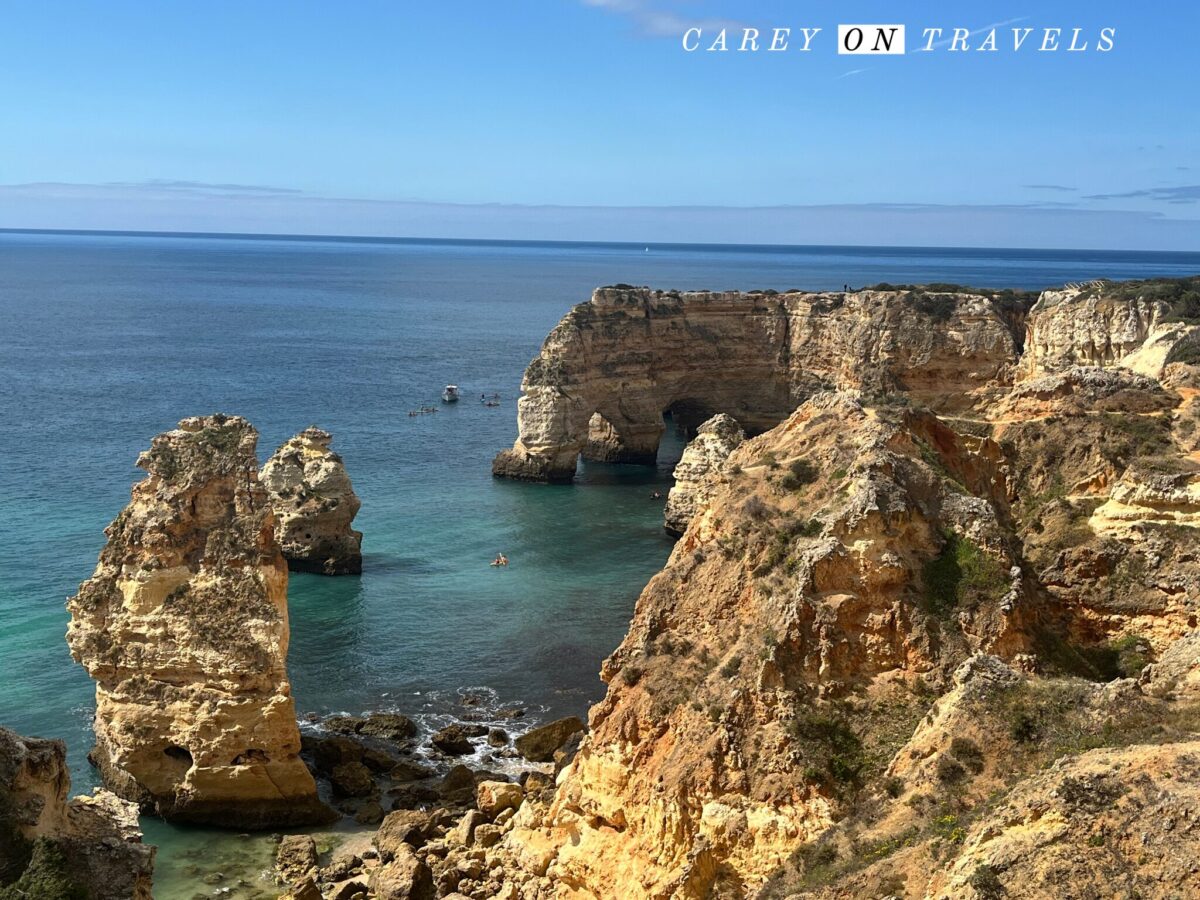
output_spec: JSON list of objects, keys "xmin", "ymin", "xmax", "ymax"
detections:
[
  {"xmin": 1078, "ymin": 276, "xmax": 1200, "ymax": 324},
  {"xmin": 0, "ymin": 839, "xmax": 86, "ymax": 900},
  {"xmin": 921, "ymin": 532, "xmax": 1008, "ymax": 617},
  {"xmin": 1166, "ymin": 337, "xmax": 1200, "ymax": 366},
  {"xmin": 790, "ymin": 708, "xmax": 866, "ymax": 797},
  {"xmin": 780, "ymin": 459, "xmax": 818, "ymax": 491}
]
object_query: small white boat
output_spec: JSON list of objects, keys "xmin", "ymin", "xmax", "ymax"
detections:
[{"xmin": 442, "ymin": 384, "xmax": 461, "ymax": 403}]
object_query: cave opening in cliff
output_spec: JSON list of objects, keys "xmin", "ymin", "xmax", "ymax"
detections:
[
  {"xmin": 163, "ymin": 744, "xmax": 193, "ymax": 765},
  {"xmin": 664, "ymin": 399, "xmax": 718, "ymax": 439}
]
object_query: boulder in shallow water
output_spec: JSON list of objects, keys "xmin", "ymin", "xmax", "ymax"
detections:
[
  {"xmin": 431, "ymin": 725, "xmax": 476, "ymax": 756},
  {"xmin": 330, "ymin": 761, "xmax": 377, "ymax": 798},
  {"xmin": 275, "ymin": 834, "xmax": 318, "ymax": 885},
  {"xmin": 358, "ymin": 713, "xmax": 418, "ymax": 742},
  {"xmin": 514, "ymin": 716, "xmax": 585, "ymax": 763}
]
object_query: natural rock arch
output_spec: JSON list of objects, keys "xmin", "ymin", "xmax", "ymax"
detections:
[{"xmin": 493, "ymin": 286, "xmax": 1026, "ymax": 482}]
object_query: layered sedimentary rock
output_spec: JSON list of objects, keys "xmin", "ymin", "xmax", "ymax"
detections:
[
  {"xmin": 0, "ymin": 727, "xmax": 154, "ymax": 899},
  {"xmin": 66, "ymin": 414, "xmax": 335, "ymax": 827},
  {"xmin": 494, "ymin": 280, "xmax": 1200, "ymax": 483},
  {"xmin": 484, "ymin": 279, "xmax": 1200, "ymax": 898},
  {"xmin": 663, "ymin": 413, "xmax": 745, "ymax": 536},
  {"xmin": 261, "ymin": 427, "xmax": 363, "ymax": 575},
  {"xmin": 493, "ymin": 286, "xmax": 1025, "ymax": 482},
  {"xmin": 1019, "ymin": 282, "xmax": 1197, "ymax": 378}
]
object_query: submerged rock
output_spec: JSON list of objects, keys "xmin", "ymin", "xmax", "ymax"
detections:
[
  {"xmin": 261, "ymin": 427, "xmax": 363, "ymax": 575},
  {"xmin": 66, "ymin": 414, "xmax": 336, "ymax": 828},
  {"xmin": 0, "ymin": 726, "xmax": 155, "ymax": 899},
  {"xmin": 663, "ymin": 413, "xmax": 745, "ymax": 536}
]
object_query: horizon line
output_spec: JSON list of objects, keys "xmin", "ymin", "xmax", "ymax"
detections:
[{"xmin": 3, "ymin": 226, "xmax": 1200, "ymax": 258}]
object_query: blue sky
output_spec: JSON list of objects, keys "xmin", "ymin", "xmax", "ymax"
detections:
[{"xmin": 0, "ymin": 0, "xmax": 1197, "ymax": 248}]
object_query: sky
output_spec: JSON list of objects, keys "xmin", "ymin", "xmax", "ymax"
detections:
[{"xmin": 0, "ymin": 0, "xmax": 1197, "ymax": 249}]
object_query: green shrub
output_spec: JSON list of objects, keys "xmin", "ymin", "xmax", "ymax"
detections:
[
  {"xmin": 719, "ymin": 655, "xmax": 742, "ymax": 679},
  {"xmin": 790, "ymin": 709, "xmax": 866, "ymax": 795},
  {"xmin": 620, "ymin": 663, "xmax": 644, "ymax": 686},
  {"xmin": 781, "ymin": 459, "xmax": 819, "ymax": 490},
  {"xmin": 921, "ymin": 533, "xmax": 1008, "ymax": 617},
  {"xmin": 969, "ymin": 864, "xmax": 1004, "ymax": 899},
  {"xmin": 949, "ymin": 737, "xmax": 985, "ymax": 774},
  {"xmin": 0, "ymin": 839, "xmax": 86, "ymax": 900},
  {"xmin": 936, "ymin": 754, "xmax": 967, "ymax": 783},
  {"xmin": 1166, "ymin": 337, "xmax": 1200, "ymax": 366}
]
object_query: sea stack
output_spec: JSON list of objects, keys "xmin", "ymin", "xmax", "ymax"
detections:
[
  {"xmin": 260, "ymin": 427, "xmax": 363, "ymax": 575},
  {"xmin": 66, "ymin": 414, "xmax": 335, "ymax": 827},
  {"xmin": 663, "ymin": 413, "xmax": 744, "ymax": 536}
]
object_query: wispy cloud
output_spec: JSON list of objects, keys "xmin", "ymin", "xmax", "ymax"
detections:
[
  {"xmin": 581, "ymin": 0, "xmax": 743, "ymax": 38},
  {"xmin": 1085, "ymin": 185, "xmax": 1200, "ymax": 205},
  {"xmin": 835, "ymin": 68, "xmax": 867, "ymax": 80},
  {"xmin": 4, "ymin": 181, "xmax": 1200, "ymax": 250},
  {"xmin": 1024, "ymin": 184, "xmax": 1077, "ymax": 192},
  {"xmin": 104, "ymin": 179, "xmax": 304, "ymax": 196}
]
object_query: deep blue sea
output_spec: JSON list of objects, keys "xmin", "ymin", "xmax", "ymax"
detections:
[{"xmin": 2, "ymin": 230, "xmax": 1199, "ymax": 896}]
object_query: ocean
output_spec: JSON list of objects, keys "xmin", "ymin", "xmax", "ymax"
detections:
[{"xmin": 2, "ymin": 230, "xmax": 1198, "ymax": 896}]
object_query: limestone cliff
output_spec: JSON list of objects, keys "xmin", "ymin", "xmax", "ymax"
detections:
[
  {"xmin": 494, "ymin": 279, "xmax": 1199, "ymax": 483},
  {"xmin": 261, "ymin": 427, "xmax": 363, "ymax": 575},
  {"xmin": 493, "ymin": 286, "xmax": 1026, "ymax": 482},
  {"xmin": 483, "ymin": 276, "xmax": 1200, "ymax": 900},
  {"xmin": 66, "ymin": 414, "xmax": 335, "ymax": 827},
  {"xmin": 663, "ymin": 414, "xmax": 745, "ymax": 536},
  {"xmin": 1019, "ymin": 281, "xmax": 1199, "ymax": 379},
  {"xmin": 0, "ymin": 727, "xmax": 154, "ymax": 899}
]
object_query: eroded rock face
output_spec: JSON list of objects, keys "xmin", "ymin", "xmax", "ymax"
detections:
[
  {"xmin": 1019, "ymin": 285, "xmax": 1197, "ymax": 379},
  {"xmin": 497, "ymin": 392, "xmax": 1033, "ymax": 896},
  {"xmin": 493, "ymin": 287, "xmax": 1025, "ymax": 482},
  {"xmin": 261, "ymin": 427, "xmax": 363, "ymax": 575},
  {"xmin": 495, "ymin": 281, "xmax": 1200, "ymax": 483},
  {"xmin": 663, "ymin": 413, "xmax": 745, "ymax": 537},
  {"xmin": 933, "ymin": 741, "xmax": 1200, "ymax": 899},
  {"xmin": 66, "ymin": 414, "xmax": 335, "ymax": 827},
  {"xmin": 494, "ymin": 348, "xmax": 1200, "ymax": 896},
  {"xmin": 0, "ymin": 727, "xmax": 154, "ymax": 899}
]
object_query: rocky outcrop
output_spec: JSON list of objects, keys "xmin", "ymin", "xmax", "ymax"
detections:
[
  {"xmin": 495, "ymin": 392, "xmax": 1035, "ymax": 896},
  {"xmin": 489, "ymin": 310, "xmax": 1200, "ymax": 897},
  {"xmin": 493, "ymin": 286, "xmax": 1025, "ymax": 482},
  {"xmin": 66, "ymin": 414, "xmax": 335, "ymax": 827},
  {"xmin": 494, "ymin": 280, "xmax": 1200, "ymax": 483},
  {"xmin": 261, "ymin": 427, "xmax": 363, "ymax": 575},
  {"xmin": 663, "ymin": 414, "xmax": 745, "ymax": 536},
  {"xmin": 0, "ymin": 727, "xmax": 154, "ymax": 899},
  {"xmin": 932, "ymin": 740, "xmax": 1200, "ymax": 899},
  {"xmin": 1018, "ymin": 282, "xmax": 1198, "ymax": 379}
]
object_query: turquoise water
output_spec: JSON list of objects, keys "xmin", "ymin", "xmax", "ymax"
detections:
[{"xmin": 2, "ymin": 231, "xmax": 1199, "ymax": 896}]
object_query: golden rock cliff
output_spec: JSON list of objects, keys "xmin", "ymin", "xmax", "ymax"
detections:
[
  {"xmin": 492, "ymin": 287, "xmax": 1025, "ymax": 482},
  {"xmin": 261, "ymin": 427, "xmax": 364, "ymax": 576},
  {"xmin": 483, "ymin": 278, "xmax": 1200, "ymax": 900},
  {"xmin": 66, "ymin": 414, "xmax": 335, "ymax": 828}
]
